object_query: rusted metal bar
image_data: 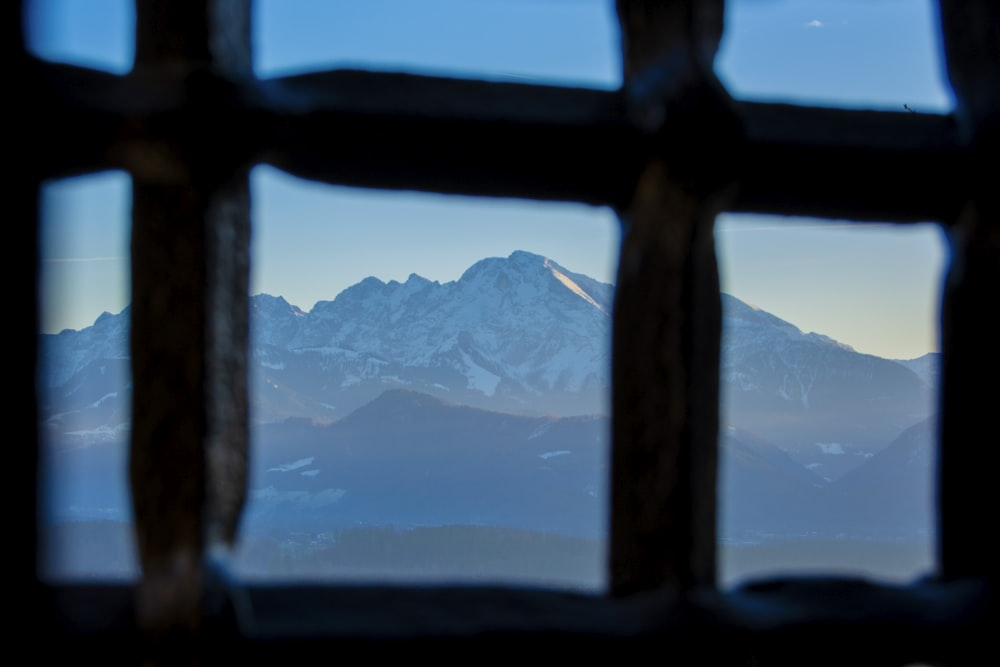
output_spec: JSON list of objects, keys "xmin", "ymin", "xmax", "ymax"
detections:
[
  {"xmin": 134, "ymin": 0, "xmax": 250, "ymax": 75},
  {"xmin": 256, "ymin": 70, "xmax": 640, "ymax": 208},
  {"xmin": 609, "ymin": 0, "xmax": 734, "ymax": 597},
  {"xmin": 26, "ymin": 53, "xmax": 969, "ymax": 223},
  {"xmin": 10, "ymin": 0, "xmax": 49, "ymax": 647},
  {"xmin": 732, "ymin": 102, "xmax": 967, "ymax": 223},
  {"xmin": 936, "ymin": 0, "xmax": 1000, "ymax": 583},
  {"xmin": 128, "ymin": 0, "xmax": 252, "ymax": 656}
]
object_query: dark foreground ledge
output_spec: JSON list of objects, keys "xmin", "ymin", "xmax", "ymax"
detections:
[{"xmin": 40, "ymin": 575, "xmax": 993, "ymax": 666}]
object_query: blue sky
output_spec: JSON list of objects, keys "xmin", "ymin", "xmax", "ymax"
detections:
[{"xmin": 30, "ymin": 0, "xmax": 953, "ymax": 360}]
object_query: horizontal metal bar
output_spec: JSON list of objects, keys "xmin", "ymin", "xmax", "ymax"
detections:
[
  {"xmin": 255, "ymin": 70, "xmax": 640, "ymax": 207},
  {"xmin": 29, "ymin": 63, "xmax": 968, "ymax": 222},
  {"xmin": 730, "ymin": 101, "xmax": 968, "ymax": 223}
]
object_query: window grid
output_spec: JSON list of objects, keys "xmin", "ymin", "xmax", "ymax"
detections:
[{"xmin": 20, "ymin": 1, "xmax": 995, "ymax": 665}]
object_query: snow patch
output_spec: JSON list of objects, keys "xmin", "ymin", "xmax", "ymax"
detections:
[
  {"xmin": 248, "ymin": 486, "xmax": 346, "ymax": 508},
  {"xmin": 91, "ymin": 392, "xmax": 118, "ymax": 408},
  {"xmin": 304, "ymin": 488, "xmax": 346, "ymax": 507},
  {"xmin": 545, "ymin": 260, "xmax": 608, "ymax": 315},
  {"xmin": 815, "ymin": 442, "xmax": 845, "ymax": 455},
  {"xmin": 528, "ymin": 422, "xmax": 552, "ymax": 440},
  {"xmin": 65, "ymin": 423, "xmax": 130, "ymax": 440},
  {"xmin": 268, "ymin": 457, "xmax": 315, "ymax": 472},
  {"xmin": 460, "ymin": 350, "xmax": 501, "ymax": 396}
]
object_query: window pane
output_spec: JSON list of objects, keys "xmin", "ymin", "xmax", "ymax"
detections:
[
  {"xmin": 38, "ymin": 171, "xmax": 136, "ymax": 581},
  {"xmin": 253, "ymin": 0, "xmax": 620, "ymax": 89},
  {"xmin": 716, "ymin": 0, "xmax": 955, "ymax": 113},
  {"xmin": 715, "ymin": 213, "xmax": 944, "ymax": 587},
  {"xmin": 25, "ymin": 0, "xmax": 134, "ymax": 74},
  {"xmin": 239, "ymin": 165, "xmax": 617, "ymax": 591}
]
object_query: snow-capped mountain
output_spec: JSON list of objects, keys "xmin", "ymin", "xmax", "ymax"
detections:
[
  {"xmin": 39, "ymin": 308, "xmax": 132, "ymax": 442},
  {"xmin": 39, "ymin": 251, "xmax": 613, "ymax": 440},
  {"xmin": 40, "ymin": 307, "xmax": 130, "ymax": 390},
  {"xmin": 249, "ymin": 250, "xmax": 613, "ymax": 422},
  {"xmin": 39, "ymin": 249, "xmax": 935, "ymax": 481}
]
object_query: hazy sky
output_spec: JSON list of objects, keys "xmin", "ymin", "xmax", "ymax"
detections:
[{"xmin": 31, "ymin": 0, "xmax": 953, "ymax": 360}]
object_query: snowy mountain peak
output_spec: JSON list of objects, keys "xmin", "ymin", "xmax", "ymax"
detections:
[
  {"xmin": 404, "ymin": 272, "xmax": 434, "ymax": 286},
  {"xmin": 252, "ymin": 293, "xmax": 305, "ymax": 316},
  {"xmin": 93, "ymin": 310, "xmax": 118, "ymax": 327},
  {"xmin": 460, "ymin": 250, "xmax": 552, "ymax": 281},
  {"xmin": 723, "ymin": 294, "xmax": 804, "ymax": 340}
]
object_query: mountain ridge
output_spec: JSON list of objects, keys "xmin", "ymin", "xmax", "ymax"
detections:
[{"xmin": 41, "ymin": 249, "xmax": 936, "ymax": 483}]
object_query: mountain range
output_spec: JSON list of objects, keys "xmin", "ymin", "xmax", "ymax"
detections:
[{"xmin": 39, "ymin": 250, "xmax": 939, "ymax": 565}]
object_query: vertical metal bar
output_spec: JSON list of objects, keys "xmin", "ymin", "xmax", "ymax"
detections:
[
  {"xmin": 936, "ymin": 0, "xmax": 1000, "ymax": 583},
  {"xmin": 135, "ymin": 0, "xmax": 251, "ymax": 76},
  {"xmin": 129, "ymin": 0, "xmax": 252, "ymax": 653},
  {"xmin": 12, "ymin": 0, "xmax": 46, "ymax": 641},
  {"xmin": 130, "ymin": 180, "xmax": 212, "ymax": 634},
  {"xmin": 610, "ymin": 0, "xmax": 734, "ymax": 596}
]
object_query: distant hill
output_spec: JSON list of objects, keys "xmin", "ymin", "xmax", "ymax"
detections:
[
  {"xmin": 896, "ymin": 352, "xmax": 941, "ymax": 388},
  {"xmin": 721, "ymin": 294, "xmax": 934, "ymax": 479}
]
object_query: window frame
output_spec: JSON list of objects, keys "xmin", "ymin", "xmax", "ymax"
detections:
[{"xmin": 19, "ymin": 1, "xmax": 996, "ymax": 665}]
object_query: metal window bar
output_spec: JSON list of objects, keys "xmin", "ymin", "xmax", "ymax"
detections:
[{"xmin": 17, "ymin": 0, "xmax": 996, "ymax": 665}]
